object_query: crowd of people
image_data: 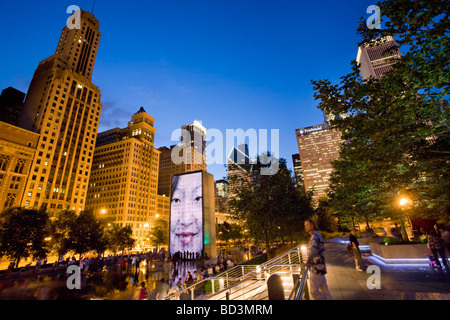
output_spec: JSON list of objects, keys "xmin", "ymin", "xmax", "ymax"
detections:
[
  {"xmin": 0, "ymin": 246, "xmax": 244, "ymax": 300},
  {"xmin": 2, "ymin": 249, "xmax": 168, "ymax": 278},
  {"xmin": 128, "ymin": 249, "xmax": 246, "ymax": 300}
]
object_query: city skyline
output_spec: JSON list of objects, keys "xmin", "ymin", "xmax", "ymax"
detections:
[{"xmin": 0, "ymin": 0, "xmax": 381, "ymax": 180}]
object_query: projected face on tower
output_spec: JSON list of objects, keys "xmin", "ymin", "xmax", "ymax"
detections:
[{"xmin": 169, "ymin": 172, "xmax": 203, "ymax": 257}]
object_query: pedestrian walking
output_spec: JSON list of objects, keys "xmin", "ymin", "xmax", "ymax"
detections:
[
  {"xmin": 135, "ymin": 256, "xmax": 140, "ymax": 272},
  {"xmin": 121, "ymin": 257, "xmax": 127, "ymax": 271},
  {"xmin": 155, "ymin": 278, "xmax": 170, "ymax": 300},
  {"xmin": 79, "ymin": 258, "xmax": 84, "ymax": 273},
  {"xmin": 438, "ymin": 226, "xmax": 450, "ymax": 253},
  {"xmin": 428, "ymin": 225, "xmax": 449, "ymax": 268},
  {"xmin": 35, "ymin": 259, "xmax": 42, "ymax": 272},
  {"xmin": 349, "ymin": 229, "xmax": 364, "ymax": 271},
  {"xmin": 304, "ymin": 219, "xmax": 333, "ymax": 300}
]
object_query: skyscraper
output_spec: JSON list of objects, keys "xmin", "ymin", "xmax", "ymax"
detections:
[
  {"xmin": 356, "ymin": 36, "xmax": 401, "ymax": 80},
  {"xmin": 0, "ymin": 87, "xmax": 26, "ymax": 126},
  {"xmin": 157, "ymin": 120, "xmax": 207, "ymax": 197},
  {"xmin": 86, "ymin": 107, "xmax": 163, "ymax": 247},
  {"xmin": 291, "ymin": 153, "xmax": 304, "ymax": 189},
  {"xmin": 181, "ymin": 120, "xmax": 207, "ymax": 168},
  {"xmin": 215, "ymin": 179, "xmax": 229, "ymax": 198},
  {"xmin": 227, "ymin": 144, "xmax": 250, "ymax": 200},
  {"xmin": 295, "ymin": 125, "xmax": 343, "ymax": 204},
  {"xmin": 17, "ymin": 9, "xmax": 102, "ymax": 212}
]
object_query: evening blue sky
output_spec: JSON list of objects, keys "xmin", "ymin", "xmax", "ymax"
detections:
[{"xmin": 0, "ymin": 0, "xmax": 377, "ymax": 180}]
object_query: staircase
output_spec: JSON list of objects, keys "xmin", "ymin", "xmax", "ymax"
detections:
[{"xmin": 169, "ymin": 244, "xmax": 310, "ymax": 300}]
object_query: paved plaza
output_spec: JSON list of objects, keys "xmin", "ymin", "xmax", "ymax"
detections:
[
  {"xmin": 0, "ymin": 239, "xmax": 449, "ymax": 300},
  {"xmin": 324, "ymin": 241, "xmax": 450, "ymax": 300}
]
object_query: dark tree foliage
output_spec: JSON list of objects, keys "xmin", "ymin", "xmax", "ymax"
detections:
[
  {"xmin": 312, "ymin": 0, "xmax": 449, "ymax": 221},
  {"xmin": 0, "ymin": 207, "xmax": 49, "ymax": 267},
  {"xmin": 228, "ymin": 152, "xmax": 315, "ymax": 249}
]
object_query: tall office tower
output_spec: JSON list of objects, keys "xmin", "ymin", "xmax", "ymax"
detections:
[
  {"xmin": 323, "ymin": 109, "xmax": 349, "ymax": 130},
  {"xmin": 0, "ymin": 122, "xmax": 40, "ymax": 209},
  {"xmin": 295, "ymin": 125, "xmax": 343, "ymax": 204},
  {"xmin": 227, "ymin": 144, "xmax": 250, "ymax": 200},
  {"xmin": 157, "ymin": 120, "xmax": 207, "ymax": 197},
  {"xmin": 215, "ymin": 179, "xmax": 231, "ymax": 224},
  {"xmin": 215, "ymin": 179, "xmax": 229, "ymax": 198},
  {"xmin": 0, "ymin": 87, "xmax": 26, "ymax": 126},
  {"xmin": 356, "ymin": 36, "xmax": 401, "ymax": 80},
  {"xmin": 181, "ymin": 120, "xmax": 207, "ymax": 168},
  {"xmin": 291, "ymin": 153, "xmax": 304, "ymax": 189},
  {"xmin": 86, "ymin": 107, "xmax": 162, "ymax": 247},
  {"xmin": 17, "ymin": 9, "xmax": 102, "ymax": 212}
]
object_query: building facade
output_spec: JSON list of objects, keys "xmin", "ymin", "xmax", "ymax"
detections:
[
  {"xmin": 227, "ymin": 144, "xmax": 250, "ymax": 200},
  {"xmin": 295, "ymin": 124, "xmax": 343, "ymax": 203},
  {"xmin": 85, "ymin": 107, "xmax": 161, "ymax": 247},
  {"xmin": 291, "ymin": 153, "xmax": 304, "ymax": 189},
  {"xmin": 0, "ymin": 122, "xmax": 40, "ymax": 210},
  {"xmin": 157, "ymin": 120, "xmax": 207, "ymax": 197},
  {"xmin": 17, "ymin": 9, "xmax": 102, "ymax": 213},
  {"xmin": 356, "ymin": 36, "xmax": 401, "ymax": 80},
  {"xmin": 215, "ymin": 179, "xmax": 229, "ymax": 198}
]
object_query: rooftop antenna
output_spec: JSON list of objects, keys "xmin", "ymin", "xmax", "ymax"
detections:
[{"xmin": 91, "ymin": 0, "xmax": 97, "ymax": 14}]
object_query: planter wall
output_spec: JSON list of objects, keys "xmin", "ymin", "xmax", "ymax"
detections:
[{"xmin": 370, "ymin": 242, "xmax": 430, "ymax": 264}]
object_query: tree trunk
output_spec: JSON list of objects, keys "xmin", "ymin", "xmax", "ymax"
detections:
[{"xmin": 365, "ymin": 214, "xmax": 370, "ymax": 231}]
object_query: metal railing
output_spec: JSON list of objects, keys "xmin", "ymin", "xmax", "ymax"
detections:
[
  {"xmin": 205, "ymin": 245, "xmax": 308, "ymax": 300},
  {"xmin": 167, "ymin": 244, "xmax": 309, "ymax": 300},
  {"xmin": 206, "ymin": 263, "xmax": 309, "ymax": 300},
  {"xmin": 289, "ymin": 264, "xmax": 309, "ymax": 300}
]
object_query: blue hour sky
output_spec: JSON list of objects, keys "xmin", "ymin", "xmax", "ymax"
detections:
[{"xmin": 0, "ymin": 0, "xmax": 378, "ymax": 180}]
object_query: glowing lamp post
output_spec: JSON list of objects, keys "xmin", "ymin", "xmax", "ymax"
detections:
[{"xmin": 397, "ymin": 196, "xmax": 411, "ymax": 242}]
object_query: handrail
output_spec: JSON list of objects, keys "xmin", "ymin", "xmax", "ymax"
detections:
[
  {"xmin": 167, "ymin": 244, "xmax": 308, "ymax": 300},
  {"xmin": 206, "ymin": 263, "xmax": 302, "ymax": 300},
  {"xmin": 288, "ymin": 272, "xmax": 301, "ymax": 300},
  {"xmin": 294, "ymin": 265, "xmax": 309, "ymax": 300}
]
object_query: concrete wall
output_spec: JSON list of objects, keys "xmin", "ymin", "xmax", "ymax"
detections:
[{"xmin": 370, "ymin": 242, "xmax": 430, "ymax": 264}]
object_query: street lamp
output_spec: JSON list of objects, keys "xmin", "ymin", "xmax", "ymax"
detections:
[
  {"xmin": 397, "ymin": 196, "xmax": 411, "ymax": 242},
  {"xmin": 399, "ymin": 197, "xmax": 411, "ymax": 207}
]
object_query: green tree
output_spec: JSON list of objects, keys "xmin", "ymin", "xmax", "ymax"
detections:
[
  {"xmin": 107, "ymin": 224, "xmax": 135, "ymax": 254},
  {"xmin": 228, "ymin": 153, "xmax": 314, "ymax": 249},
  {"xmin": 67, "ymin": 210, "xmax": 108, "ymax": 257},
  {"xmin": 217, "ymin": 222, "xmax": 243, "ymax": 247},
  {"xmin": 148, "ymin": 219, "xmax": 169, "ymax": 249},
  {"xmin": 315, "ymin": 198, "xmax": 338, "ymax": 233},
  {"xmin": 0, "ymin": 207, "xmax": 49, "ymax": 267},
  {"xmin": 47, "ymin": 210, "xmax": 77, "ymax": 261},
  {"xmin": 311, "ymin": 0, "xmax": 449, "ymax": 224}
]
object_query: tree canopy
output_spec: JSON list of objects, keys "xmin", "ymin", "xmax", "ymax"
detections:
[
  {"xmin": 0, "ymin": 207, "xmax": 49, "ymax": 267},
  {"xmin": 311, "ymin": 0, "xmax": 449, "ymax": 222},
  {"xmin": 227, "ymin": 153, "xmax": 314, "ymax": 249}
]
